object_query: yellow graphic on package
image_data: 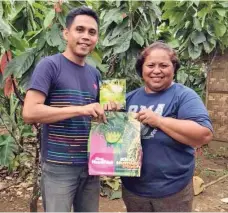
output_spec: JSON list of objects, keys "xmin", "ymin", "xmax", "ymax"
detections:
[{"xmin": 100, "ymin": 79, "xmax": 126, "ymax": 109}]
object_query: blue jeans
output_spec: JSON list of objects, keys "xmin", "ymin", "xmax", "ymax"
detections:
[{"xmin": 40, "ymin": 162, "xmax": 100, "ymax": 212}]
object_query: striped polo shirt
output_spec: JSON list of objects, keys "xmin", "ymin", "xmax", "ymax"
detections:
[{"xmin": 28, "ymin": 53, "xmax": 100, "ymax": 165}]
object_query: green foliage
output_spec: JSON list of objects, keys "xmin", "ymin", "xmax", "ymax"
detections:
[
  {"xmin": 176, "ymin": 63, "xmax": 207, "ymax": 99},
  {"xmin": 161, "ymin": 1, "xmax": 228, "ymax": 59},
  {"xmin": 97, "ymin": 0, "xmax": 161, "ymax": 91},
  {"xmin": 0, "ymin": 134, "xmax": 18, "ymax": 166},
  {"xmin": 100, "ymin": 176, "xmax": 122, "ymax": 200},
  {"xmin": 0, "ymin": 93, "xmax": 35, "ymax": 168},
  {"xmin": 3, "ymin": 51, "xmax": 35, "ymax": 80}
]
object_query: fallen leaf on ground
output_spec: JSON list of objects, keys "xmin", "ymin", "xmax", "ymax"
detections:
[{"xmin": 193, "ymin": 176, "xmax": 205, "ymax": 196}]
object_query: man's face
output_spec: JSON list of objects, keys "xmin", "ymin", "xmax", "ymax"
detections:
[{"xmin": 63, "ymin": 15, "xmax": 98, "ymax": 57}]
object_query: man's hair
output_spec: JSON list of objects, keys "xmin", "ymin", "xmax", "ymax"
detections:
[
  {"xmin": 66, "ymin": 6, "xmax": 99, "ymax": 28},
  {"xmin": 136, "ymin": 41, "xmax": 180, "ymax": 78}
]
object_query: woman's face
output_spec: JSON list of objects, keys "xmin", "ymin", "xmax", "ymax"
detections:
[{"xmin": 142, "ymin": 48, "xmax": 175, "ymax": 93}]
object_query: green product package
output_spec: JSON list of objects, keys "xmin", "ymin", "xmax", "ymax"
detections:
[{"xmin": 100, "ymin": 79, "xmax": 126, "ymax": 109}]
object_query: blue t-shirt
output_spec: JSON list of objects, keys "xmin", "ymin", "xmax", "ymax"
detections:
[
  {"xmin": 121, "ymin": 83, "xmax": 213, "ymax": 198},
  {"xmin": 28, "ymin": 53, "xmax": 101, "ymax": 165}
]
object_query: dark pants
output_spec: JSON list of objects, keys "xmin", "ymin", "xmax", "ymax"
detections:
[
  {"xmin": 122, "ymin": 180, "xmax": 193, "ymax": 212},
  {"xmin": 41, "ymin": 162, "xmax": 100, "ymax": 212}
]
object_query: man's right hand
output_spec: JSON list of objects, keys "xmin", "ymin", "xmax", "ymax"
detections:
[{"xmin": 83, "ymin": 103, "xmax": 106, "ymax": 123}]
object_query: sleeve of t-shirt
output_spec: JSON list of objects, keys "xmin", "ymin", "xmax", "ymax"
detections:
[
  {"xmin": 177, "ymin": 89, "xmax": 213, "ymax": 132},
  {"xmin": 27, "ymin": 58, "xmax": 58, "ymax": 97},
  {"xmin": 91, "ymin": 67, "xmax": 101, "ymax": 102}
]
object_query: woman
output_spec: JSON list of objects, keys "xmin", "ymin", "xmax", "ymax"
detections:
[{"xmin": 121, "ymin": 41, "xmax": 213, "ymax": 212}]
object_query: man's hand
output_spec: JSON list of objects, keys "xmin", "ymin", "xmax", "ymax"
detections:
[
  {"xmin": 136, "ymin": 109, "xmax": 162, "ymax": 128},
  {"xmin": 103, "ymin": 101, "xmax": 121, "ymax": 111},
  {"xmin": 83, "ymin": 103, "xmax": 106, "ymax": 123}
]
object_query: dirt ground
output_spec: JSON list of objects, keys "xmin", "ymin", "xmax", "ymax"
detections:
[{"xmin": 0, "ymin": 147, "xmax": 228, "ymax": 212}]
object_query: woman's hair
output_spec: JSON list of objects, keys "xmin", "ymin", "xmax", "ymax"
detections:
[{"xmin": 135, "ymin": 41, "xmax": 180, "ymax": 77}]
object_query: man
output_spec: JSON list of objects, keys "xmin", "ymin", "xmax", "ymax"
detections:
[{"xmin": 23, "ymin": 6, "xmax": 116, "ymax": 212}]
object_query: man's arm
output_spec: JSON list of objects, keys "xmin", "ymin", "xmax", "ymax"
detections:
[{"xmin": 23, "ymin": 90, "xmax": 105, "ymax": 124}]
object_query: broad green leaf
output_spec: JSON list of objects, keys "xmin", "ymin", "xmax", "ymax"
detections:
[
  {"xmin": 112, "ymin": 10, "xmax": 124, "ymax": 25},
  {"xmin": 28, "ymin": 6, "xmax": 37, "ymax": 30},
  {"xmin": 0, "ymin": 134, "xmax": 18, "ymax": 167},
  {"xmin": 218, "ymin": 2, "xmax": 228, "ymax": 8},
  {"xmin": 110, "ymin": 191, "xmax": 122, "ymax": 200},
  {"xmin": 188, "ymin": 43, "xmax": 202, "ymax": 60},
  {"xmin": 151, "ymin": 3, "xmax": 162, "ymax": 20},
  {"xmin": 113, "ymin": 39, "xmax": 131, "ymax": 54},
  {"xmin": 113, "ymin": 31, "xmax": 132, "ymax": 54},
  {"xmin": 9, "ymin": 36, "xmax": 26, "ymax": 51},
  {"xmin": 3, "ymin": 51, "xmax": 35, "ymax": 80},
  {"xmin": 103, "ymin": 8, "xmax": 120, "ymax": 25},
  {"xmin": 197, "ymin": 7, "xmax": 209, "ymax": 27},
  {"xmin": 133, "ymin": 32, "xmax": 144, "ymax": 46},
  {"xmin": 46, "ymin": 24, "xmax": 64, "ymax": 47},
  {"xmin": 215, "ymin": 8, "xmax": 227, "ymax": 17},
  {"xmin": 168, "ymin": 39, "xmax": 179, "ymax": 48},
  {"xmin": 27, "ymin": 29, "xmax": 43, "ymax": 43},
  {"xmin": 131, "ymin": 1, "xmax": 141, "ymax": 12},
  {"xmin": 138, "ymin": 7, "xmax": 148, "ymax": 24},
  {"xmin": 21, "ymin": 125, "xmax": 35, "ymax": 138},
  {"xmin": 185, "ymin": 21, "xmax": 191, "ymax": 29},
  {"xmin": 208, "ymin": 37, "xmax": 216, "ymax": 48},
  {"xmin": 57, "ymin": 13, "xmax": 66, "ymax": 28},
  {"xmin": 191, "ymin": 31, "xmax": 206, "ymax": 45},
  {"xmin": 102, "ymin": 23, "xmax": 130, "ymax": 47},
  {"xmin": 26, "ymin": 29, "xmax": 40, "ymax": 37},
  {"xmin": 100, "ymin": 10, "xmax": 106, "ymax": 20},
  {"xmin": 110, "ymin": 19, "xmax": 128, "ymax": 39},
  {"xmin": 193, "ymin": 18, "xmax": 202, "ymax": 31},
  {"xmin": 27, "ymin": 0, "xmax": 35, "ymax": 6},
  {"xmin": 206, "ymin": 23, "xmax": 214, "ymax": 36},
  {"xmin": 214, "ymin": 23, "xmax": 226, "ymax": 37},
  {"xmin": 32, "ymin": 2, "xmax": 47, "ymax": 11},
  {"xmin": 2, "ymin": 37, "xmax": 10, "ymax": 50},
  {"xmin": 0, "ymin": 19, "xmax": 12, "ymax": 36},
  {"xmin": 34, "ymin": 10, "xmax": 44, "ymax": 20},
  {"xmin": 203, "ymin": 41, "xmax": 212, "ymax": 54},
  {"xmin": 36, "ymin": 37, "xmax": 46, "ymax": 51},
  {"xmin": 177, "ymin": 69, "xmax": 188, "ymax": 84},
  {"xmin": 162, "ymin": 1, "xmax": 177, "ymax": 11},
  {"xmin": 193, "ymin": 0, "xmax": 200, "ymax": 7},
  {"xmin": 8, "ymin": 2, "xmax": 25, "ymax": 20},
  {"xmin": 162, "ymin": 10, "xmax": 173, "ymax": 20},
  {"xmin": 116, "ymin": 0, "xmax": 121, "ymax": 7},
  {"xmin": 43, "ymin": 9, "xmax": 55, "ymax": 29}
]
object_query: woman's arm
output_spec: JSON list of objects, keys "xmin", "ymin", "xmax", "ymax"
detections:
[
  {"xmin": 137, "ymin": 109, "xmax": 213, "ymax": 147},
  {"xmin": 158, "ymin": 117, "xmax": 212, "ymax": 147}
]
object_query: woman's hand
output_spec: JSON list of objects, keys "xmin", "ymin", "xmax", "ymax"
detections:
[{"xmin": 136, "ymin": 109, "xmax": 162, "ymax": 128}]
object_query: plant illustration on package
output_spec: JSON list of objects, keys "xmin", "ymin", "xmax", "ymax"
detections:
[{"xmin": 100, "ymin": 79, "xmax": 126, "ymax": 109}]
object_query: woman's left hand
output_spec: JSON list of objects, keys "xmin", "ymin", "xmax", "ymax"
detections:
[{"xmin": 136, "ymin": 109, "xmax": 162, "ymax": 128}]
